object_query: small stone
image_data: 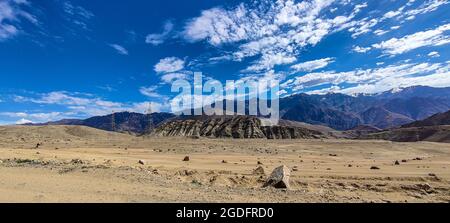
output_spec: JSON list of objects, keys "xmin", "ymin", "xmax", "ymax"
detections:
[
  {"xmin": 257, "ymin": 161, "xmax": 263, "ymax": 165},
  {"xmin": 428, "ymin": 173, "xmax": 437, "ymax": 177},
  {"xmin": 401, "ymin": 159, "xmax": 407, "ymax": 163},
  {"xmin": 71, "ymin": 159, "xmax": 83, "ymax": 164},
  {"xmin": 253, "ymin": 166, "xmax": 265, "ymax": 175},
  {"xmin": 36, "ymin": 151, "xmax": 40, "ymax": 155},
  {"xmin": 138, "ymin": 160, "xmax": 146, "ymax": 165},
  {"xmin": 348, "ymin": 164, "xmax": 352, "ymax": 167},
  {"xmin": 370, "ymin": 166, "xmax": 380, "ymax": 170},
  {"xmin": 183, "ymin": 156, "xmax": 190, "ymax": 161},
  {"xmin": 394, "ymin": 160, "xmax": 400, "ymax": 165},
  {"xmin": 221, "ymin": 160, "xmax": 228, "ymax": 163}
]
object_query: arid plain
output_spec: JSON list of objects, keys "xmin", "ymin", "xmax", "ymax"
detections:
[{"xmin": 1, "ymin": 125, "xmax": 449, "ymax": 203}]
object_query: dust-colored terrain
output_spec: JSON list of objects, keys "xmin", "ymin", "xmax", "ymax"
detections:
[{"xmin": 1, "ymin": 125, "xmax": 450, "ymax": 203}]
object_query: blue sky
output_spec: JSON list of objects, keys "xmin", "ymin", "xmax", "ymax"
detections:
[{"xmin": 0, "ymin": 0, "xmax": 449, "ymax": 124}]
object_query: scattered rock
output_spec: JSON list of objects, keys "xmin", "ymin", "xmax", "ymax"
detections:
[
  {"xmin": 329, "ymin": 154, "xmax": 337, "ymax": 157},
  {"xmin": 36, "ymin": 151, "xmax": 40, "ymax": 155},
  {"xmin": 394, "ymin": 160, "xmax": 400, "ymax": 165},
  {"xmin": 35, "ymin": 143, "xmax": 42, "ymax": 149},
  {"xmin": 263, "ymin": 165, "xmax": 291, "ymax": 189},
  {"xmin": 257, "ymin": 161, "xmax": 263, "ymax": 165},
  {"xmin": 292, "ymin": 166, "xmax": 299, "ymax": 172},
  {"xmin": 221, "ymin": 160, "xmax": 228, "ymax": 163},
  {"xmin": 348, "ymin": 164, "xmax": 352, "ymax": 167},
  {"xmin": 71, "ymin": 159, "xmax": 84, "ymax": 164},
  {"xmin": 413, "ymin": 157, "xmax": 423, "ymax": 161},
  {"xmin": 253, "ymin": 166, "xmax": 265, "ymax": 175},
  {"xmin": 183, "ymin": 156, "xmax": 190, "ymax": 161},
  {"xmin": 177, "ymin": 169, "xmax": 197, "ymax": 176},
  {"xmin": 370, "ymin": 166, "xmax": 380, "ymax": 170},
  {"xmin": 138, "ymin": 160, "xmax": 146, "ymax": 165},
  {"xmin": 401, "ymin": 159, "xmax": 407, "ymax": 163},
  {"xmin": 428, "ymin": 173, "xmax": 437, "ymax": 177}
]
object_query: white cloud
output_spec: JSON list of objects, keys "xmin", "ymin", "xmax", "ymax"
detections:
[
  {"xmin": 372, "ymin": 23, "xmax": 450, "ymax": 55},
  {"xmin": 243, "ymin": 52, "xmax": 296, "ymax": 72},
  {"xmin": 290, "ymin": 58, "xmax": 335, "ymax": 72},
  {"xmin": 160, "ymin": 73, "xmax": 189, "ymax": 84},
  {"xmin": 1, "ymin": 111, "xmax": 65, "ymax": 124},
  {"xmin": 352, "ymin": 45, "xmax": 371, "ymax": 53},
  {"xmin": 184, "ymin": 0, "xmax": 363, "ymax": 72},
  {"xmin": 139, "ymin": 86, "xmax": 162, "ymax": 98},
  {"xmin": 62, "ymin": 0, "xmax": 94, "ymax": 30},
  {"xmin": 374, "ymin": 29, "xmax": 388, "ymax": 36},
  {"xmin": 10, "ymin": 91, "xmax": 170, "ymax": 121},
  {"xmin": 428, "ymin": 51, "xmax": 440, "ymax": 57},
  {"xmin": 145, "ymin": 20, "xmax": 174, "ymax": 46},
  {"xmin": 15, "ymin": 118, "xmax": 32, "ymax": 125},
  {"xmin": 283, "ymin": 61, "xmax": 450, "ymax": 95},
  {"xmin": 154, "ymin": 57, "xmax": 185, "ymax": 73},
  {"xmin": 109, "ymin": 44, "xmax": 128, "ymax": 55},
  {"xmin": 306, "ymin": 85, "xmax": 341, "ymax": 95},
  {"xmin": 0, "ymin": 0, "xmax": 37, "ymax": 41}
]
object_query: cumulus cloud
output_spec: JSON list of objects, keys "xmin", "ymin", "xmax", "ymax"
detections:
[
  {"xmin": 372, "ymin": 23, "xmax": 450, "ymax": 55},
  {"xmin": 290, "ymin": 58, "xmax": 335, "ymax": 72},
  {"xmin": 243, "ymin": 52, "xmax": 297, "ymax": 72},
  {"xmin": 352, "ymin": 46, "xmax": 371, "ymax": 53},
  {"xmin": 145, "ymin": 20, "xmax": 174, "ymax": 46},
  {"xmin": 160, "ymin": 72, "xmax": 189, "ymax": 84},
  {"xmin": 109, "ymin": 44, "xmax": 128, "ymax": 55},
  {"xmin": 428, "ymin": 51, "xmax": 440, "ymax": 57},
  {"xmin": 183, "ymin": 0, "xmax": 363, "ymax": 72},
  {"xmin": 154, "ymin": 57, "xmax": 185, "ymax": 73}
]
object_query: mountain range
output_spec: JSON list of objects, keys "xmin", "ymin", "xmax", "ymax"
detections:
[
  {"xmin": 279, "ymin": 86, "xmax": 450, "ymax": 130},
  {"xmin": 29, "ymin": 86, "xmax": 450, "ymax": 133},
  {"xmin": 30, "ymin": 112, "xmax": 175, "ymax": 134}
]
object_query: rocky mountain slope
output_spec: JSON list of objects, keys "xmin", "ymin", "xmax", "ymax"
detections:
[
  {"xmin": 151, "ymin": 116, "xmax": 325, "ymax": 139},
  {"xmin": 278, "ymin": 86, "xmax": 450, "ymax": 130},
  {"xmin": 402, "ymin": 110, "xmax": 450, "ymax": 128}
]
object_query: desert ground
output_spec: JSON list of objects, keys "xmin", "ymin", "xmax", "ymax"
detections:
[{"xmin": 0, "ymin": 125, "xmax": 449, "ymax": 203}]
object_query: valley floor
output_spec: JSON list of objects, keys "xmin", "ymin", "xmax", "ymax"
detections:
[{"xmin": 1, "ymin": 134, "xmax": 450, "ymax": 202}]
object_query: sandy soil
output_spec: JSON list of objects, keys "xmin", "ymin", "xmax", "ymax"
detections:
[{"xmin": 0, "ymin": 125, "xmax": 450, "ymax": 203}]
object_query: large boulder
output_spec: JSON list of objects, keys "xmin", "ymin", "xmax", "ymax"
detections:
[{"xmin": 263, "ymin": 165, "xmax": 291, "ymax": 189}]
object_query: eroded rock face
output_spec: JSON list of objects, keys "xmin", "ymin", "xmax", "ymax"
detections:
[
  {"xmin": 263, "ymin": 165, "xmax": 291, "ymax": 189},
  {"xmin": 151, "ymin": 116, "xmax": 324, "ymax": 139}
]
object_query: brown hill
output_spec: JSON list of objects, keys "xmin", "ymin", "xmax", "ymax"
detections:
[
  {"xmin": 402, "ymin": 110, "xmax": 450, "ymax": 128},
  {"xmin": 151, "ymin": 116, "xmax": 326, "ymax": 139},
  {"xmin": 363, "ymin": 125, "xmax": 450, "ymax": 143}
]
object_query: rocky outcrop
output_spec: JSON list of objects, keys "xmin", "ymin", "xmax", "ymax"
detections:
[
  {"xmin": 151, "ymin": 116, "xmax": 324, "ymax": 139},
  {"xmin": 263, "ymin": 165, "xmax": 291, "ymax": 189}
]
